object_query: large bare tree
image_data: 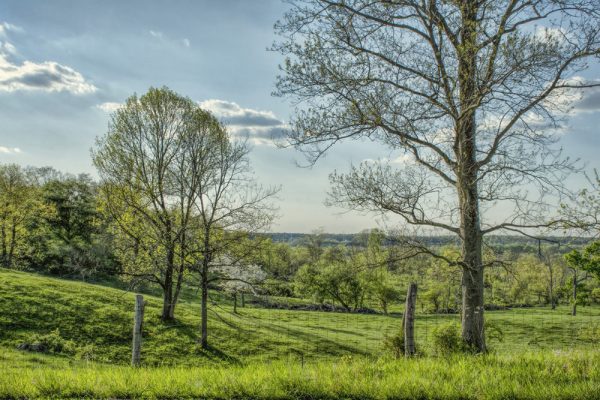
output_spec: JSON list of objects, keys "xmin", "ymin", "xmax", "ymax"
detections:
[{"xmin": 274, "ymin": 0, "xmax": 600, "ymax": 351}]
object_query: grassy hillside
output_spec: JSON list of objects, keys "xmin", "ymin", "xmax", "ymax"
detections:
[{"xmin": 1, "ymin": 268, "xmax": 599, "ymax": 367}]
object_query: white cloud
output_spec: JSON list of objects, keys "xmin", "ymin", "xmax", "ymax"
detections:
[
  {"xmin": 543, "ymin": 77, "xmax": 600, "ymax": 115},
  {"xmin": 96, "ymin": 102, "xmax": 122, "ymax": 113},
  {"xmin": 0, "ymin": 146, "xmax": 22, "ymax": 154},
  {"xmin": 0, "ymin": 41, "xmax": 16, "ymax": 55},
  {"xmin": 149, "ymin": 30, "xmax": 163, "ymax": 39},
  {"xmin": 0, "ymin": 53, "xmax": 97, "ymax": 94},
  {"xmin": 0, "ymin": 22, "xmax": 22, "ymax": 38},
  {"xmin": 363, "ymin": 154, "xmax": 414, "ymax": 166},
  {"xmin": 149, "ymin": 30, "xmax": 192, "ymax": 49},
  {"xmin": 199, "ymin": 99, "xmax": 289, "ymax": 145},
  {"xmin": 0, "ymin": 26, "xmax": 96, "ymax": 95}
]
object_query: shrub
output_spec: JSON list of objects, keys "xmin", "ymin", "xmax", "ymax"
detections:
[
  {"xmin": 383, "ymin": 331, "xmax": 406, "ymax": 359},
  {"xmin": 76, "ymin": 344, "xmax": 97, "ymax": 361},
  {"xmin": 591, "ymin": 288, "xmax": 600, "ymax": 304},
  {"xmin": 431, "ymin": 321, "xmax": 504, "ymax": 355},
  {"xmin": 17, "ymin": 329, "xmax": 76, "ymax": 355},
  {"xmin": 431, "ymin": 322, "xmax": 468, "ymax": 355}
]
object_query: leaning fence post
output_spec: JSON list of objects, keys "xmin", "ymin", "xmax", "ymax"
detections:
[
  {"xmin": 403, "ymin": 282, "xmax": 417, "ymax": 356},
  {"xmin": 131, "ymin": 294, "xmax": 145, "ymax": 367}
]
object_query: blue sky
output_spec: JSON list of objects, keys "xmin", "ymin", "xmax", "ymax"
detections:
[{"xmin": 1, "ymin": 0, "xmax": 599, "ymax": 233}]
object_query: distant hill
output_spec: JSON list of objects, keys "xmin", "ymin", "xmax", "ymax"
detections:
[{"xmin": 267, "ymin": 232, "xmax": 592, "ymax": 251}]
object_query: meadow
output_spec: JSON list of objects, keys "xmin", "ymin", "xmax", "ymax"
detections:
[
  {"xmin": 2, "ymin": 267, "xmax": 600, "ymax": 398},
  {"xmin": 2, "ymin": 268, "xmax": 599, "ymax": 366}
]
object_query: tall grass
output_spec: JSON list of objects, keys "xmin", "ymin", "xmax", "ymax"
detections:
[{"xmin": 2, "ymin": 349, "xmax": 600, "ymax": 399}]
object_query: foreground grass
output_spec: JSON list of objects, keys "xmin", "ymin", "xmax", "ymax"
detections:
[{"xmin": 2, "ymin": 348, "xmax": 600, "ymax": 399}]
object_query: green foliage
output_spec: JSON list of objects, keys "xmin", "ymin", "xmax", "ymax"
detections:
[
  {"xmin": 0, "ymin": 164, "xmax": 119, "ymax": 277},
  {"xmin": 565, "ymin": 241, "xmax": 600, "ymax": 280},
  {"xmin": 382, "ymin": 331, "xmax": 405, "ymax": 359},
  {"xmin": 431, "ymin": 322, "xmax": 469, "ymax": 355},
  {"xmin": 24, "ymin": 329, "xmax": 77, "ymax": 355},
  {"xmin": 294, "ymin": 255, "xmax": 365, "ymax": 311}
]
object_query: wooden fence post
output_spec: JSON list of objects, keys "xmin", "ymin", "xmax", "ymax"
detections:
[
  {"xmin": 403, "ymin": 282, "xmax": 417, "ymax": 356},
  {"xmin": 131, "ymin": 294, "xmax": 145, "ymax": 367}
]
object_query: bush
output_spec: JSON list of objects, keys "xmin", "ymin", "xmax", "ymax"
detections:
[
  {"xmin": 431, "ymin": 321, "xmax": 504, "ymax": 355},
  {"xmin": 76, "ymin": 344, "xmax": 97, "ymax": 361},
  {"xmin": 431, "ymin": 322, "xmax": 468, "ymax": 355},
  {"xmin": 17, "ymin": 329, "xmax": 76, "ymax": 355},
  {"xmin": 383, "ymin": 331, "xmax": 406, "ymax": 359},
  {"xmin": 591, "ymin": 288, "xmax": 600, "ymax": 304}
]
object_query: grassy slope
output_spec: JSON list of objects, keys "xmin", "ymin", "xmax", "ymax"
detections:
[{"xmin": 2, "ymin": 268, "xmax": 600, "ymax": 366}]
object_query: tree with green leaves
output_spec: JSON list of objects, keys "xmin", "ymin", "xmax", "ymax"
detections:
[
  {"xmin": 0, "ymin": 164, "xmax": 41, "ymax": 268},
  {"xmin": 564, "ymin": 241, "xmax": 600, "ymax": 315},
  {"xmin": 93, "ymin": 87, "xmax": 204, "ymax": 321},
  {"xmin": 295, "ymin": 245, "xmax": 366, "ymax": 311},
  {"xmin": 274, "ymin": 0, "xmax": 600, "ymax": 352}
]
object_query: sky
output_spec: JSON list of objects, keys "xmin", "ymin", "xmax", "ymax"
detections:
[{"xmin": 1, "ymin": 0, "xmax": 599, "ymax": 234}]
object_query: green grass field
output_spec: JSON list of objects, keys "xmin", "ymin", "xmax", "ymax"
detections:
[
  {"xmin": 2, "ymin": 347, "xmax": 600, "ymax": 399},
  {"xmin": 2, "ymin": 267, "xmax": 600, "ymax": 398}
]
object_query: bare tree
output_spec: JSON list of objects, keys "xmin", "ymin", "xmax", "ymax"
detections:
[
  {"xmin": 93, "ymin": 87, "xmax": 202, "ymax": 321},
  {"xmin": 182, "ymin": 124, "xmax": 279, "ymax": 349},
  {"xmin": 274, "ymin": 0, "xmax": 600, "ymax": 351}
]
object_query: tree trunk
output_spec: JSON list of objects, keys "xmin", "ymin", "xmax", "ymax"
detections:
[
  {"xmin": 456, "ymin": 0, "xmax": 486, "ymax": 353},
  {"xmin": 241, "ymin": 292, "xmax": 245, "ymax": 308},
  {"xmin": 233, "ymin": 292, "xmax": 238, "ymax": 314},
  {"xmin": 572, "ymin": 270, "xmax": 577, "ymax": 316},
  {"xmin": 7, "ymin": 219, "xmax": 17, "ymax": 267},
  {"xmin": 549, "ymin": 266, "xmax": 556, "ymax": 310},
  {"xmin": 456, "ymin": 113, "xmax": 486, "ymax": 352},
  {"xmin": 1, "ymin": 223, "xmax": 7, "ymax": 267},
  {"xmin": 200, "ymin": 260, "xmax": 209, "ymax": 349},
  {"xmin": 161, "ymin": 247, "xmax": 176, "ymax": 321},
  {"xmin": 169, "ymin": 263, "xmax": 185, "ymax": 319}
]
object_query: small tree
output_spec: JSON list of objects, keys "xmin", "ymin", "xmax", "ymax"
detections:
[
  {"xmin": 295, "ymin": 249, "xmax": 366, "ymax": 312},
  {"xmin": 217, "ymin": 262, "xmax": 266, "ymax": 313},
  {"xmin": 564, "ymin": 241, "xmax": 600, "ymax": 316},
  {"xmin": 181, "ymin": 121, "xmax": 278, "ymax": 349}
]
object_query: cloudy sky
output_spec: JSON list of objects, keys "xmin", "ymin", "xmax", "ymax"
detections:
[{"xmin": 1, "ymin": 1, "xmax": 599, "ymax": 233}]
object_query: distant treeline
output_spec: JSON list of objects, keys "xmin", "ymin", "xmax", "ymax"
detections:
[{"xmin": 268, "ymin": 232, "xmax": 591, "ymax": 252}]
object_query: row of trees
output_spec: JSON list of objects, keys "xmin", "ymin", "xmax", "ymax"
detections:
[
  {"xmin": 0, "ymin": 164, "xmax": 118, "ymax": 277},
  {"xmin": 256, "ymin": 229, "xmax": 600, "ymax": 316}
]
